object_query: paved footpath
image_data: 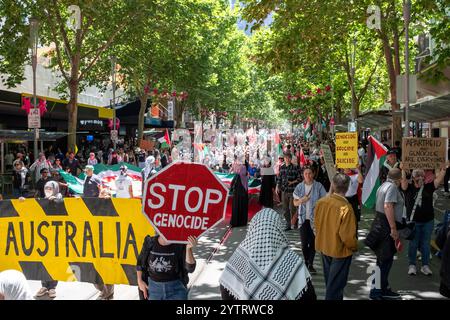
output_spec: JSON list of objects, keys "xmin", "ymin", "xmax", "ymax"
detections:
[
  {"xmin": 27, "ymin": 190, "xmax": 449, "ymax": 300},
  {"xmin": 189, "ymin": 189, "xmax": 450, "ymax": 300}
]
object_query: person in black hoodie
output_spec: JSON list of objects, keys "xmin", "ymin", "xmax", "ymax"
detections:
[{"xmin": 136, "ymin": 234, "xmax": 197, "ymax": 300}]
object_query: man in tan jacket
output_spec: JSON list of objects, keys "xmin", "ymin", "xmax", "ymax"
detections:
[{"xmin": 314, "ymin": 173, "xmax": 357, "ymax": 300}]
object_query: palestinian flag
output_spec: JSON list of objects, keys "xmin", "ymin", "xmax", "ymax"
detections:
[
  {"xmin": 158, "ymin": 129, "xmax": 171, "ymax": 148},
  {"xmin": 214, "ymin": 172, "xmax": 261, "ymax": 195},
  {"xmin": 60, "ymin": 166, "xmax": 261, "ymax": 197},
  {"xmin": 304, "ymin": 117, "xmax": 312, "ymax": 140},
  {"xmin": 274, "ymin": 131, "xmax": 282, "ymax": 156},
  {"xmin": 299, "ymin": 148, "xmax": 307, "ymax": 166},
  {"xmin": 59, "ymin": 163, "xmax": 143, "ymax": 197},
  {"xmin": 362, "ymin": 136, "xmax": 388, "ymax": 208}
]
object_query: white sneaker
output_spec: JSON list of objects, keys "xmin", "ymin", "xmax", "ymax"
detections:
[
  {"xmin": 420, "ymin": 265, "xmax": 433, "ymax": 276},
  {"xmin": 35, "ymin": 287, "xmax": 48, "ymax": 297},
  {"xmin": 408, "ymin": 265, "xmax": 417, "ymax": 275},
  {"xmin": 48, "ymin": 288, "xmax": 56, "ymax": 298}
]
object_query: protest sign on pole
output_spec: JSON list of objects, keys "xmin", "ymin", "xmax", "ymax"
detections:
[
  {"xmin": 335, "ymin": 132, "xmax": 358, "ymax": 169},
  {"xmin": 321, "ymin": 144, "xmax": 336, "ymax": 182},
  {"xmin": 142, "ymin": 162, "xmax": 228, "ymax": 244},
  {"xmin": 402, "ymin": 137, "xmax": 448, "ymax": 170}
]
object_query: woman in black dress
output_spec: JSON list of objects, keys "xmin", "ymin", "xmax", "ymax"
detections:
[
  {"xmin": 258, "ymin": 157, "xmax": 276, "ymax": 208},
  {"xmin": 230, "ymin": 164, "xmax": 248, "ymax": 227}
]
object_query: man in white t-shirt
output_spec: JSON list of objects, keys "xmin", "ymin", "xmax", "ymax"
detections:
[
  {"xmin": 344, "ymin": 167, "xmax": 364, "ymax": 225},
  {"xmin": 115, "ymin": 165, "xmax": 133, "ymax": 199}
]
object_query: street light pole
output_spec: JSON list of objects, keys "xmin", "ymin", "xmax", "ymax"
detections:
[
  {"xmin": 351, "ymin": 38, "xmax": 357, "ymax": 124},
  {"xmin": 111, "ymin": 56, "xmax": 117, "ymax": 150},
  {"xmin": 30, "ymin": 18, "xmax": 39, "ymax": 162},
  {"xmin": 403, "ymin": 0, "xmax": 411, "ymax": 137}
]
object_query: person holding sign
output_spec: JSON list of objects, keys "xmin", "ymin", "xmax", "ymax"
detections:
[
  {"xmin": 33, "ymin": 181, "xmax": 63, "ymax": 299},
  {"xmin": 401, "ymin": 165, "xmax": 446, "ymax": 276},
  {"xmin": 343, "ymin": 166, "xmax": 364, "ymax": 226},
  {"xmin": 136, "ymin": 235, "xmax": 197, "ymax": 300}
]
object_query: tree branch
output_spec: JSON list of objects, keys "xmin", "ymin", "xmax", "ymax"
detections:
[
  {"xmin": 50, "ymin": 0, "xmax": 73, "ymax": 58},
  {"xmin": 356, "ymin": 54, "xmax": 383, "ymax": 105},
  {"xmin": 78, "ymin": 12, "xmax": 139, "ymax": 82},
  {"xmin": 46, "ymin": 12, "xmax": 70, "ymax": 83}
]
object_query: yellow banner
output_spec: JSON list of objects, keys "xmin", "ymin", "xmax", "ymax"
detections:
[
  {"xmin": 0, "ymin": 198, "xmax": 154, "ymax": 285},
  {"xmin": 335, "ymin": 132, "xmax": 358, "ymax": 169}
]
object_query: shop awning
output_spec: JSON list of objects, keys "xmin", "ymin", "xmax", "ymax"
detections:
[
  {"xmin": 404, "ymin": 93, "xmax": 450, "ymax": 122},
  {"xmin": 356, "ymin": 109, "xmax": 392, "ymax": 130},
  {"xmin": 0, "ymin": 129, "xmax": 68, "ymax": 142}
]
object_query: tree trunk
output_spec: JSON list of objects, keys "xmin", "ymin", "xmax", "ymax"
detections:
[
  {"xmin": 67, "ymin": 80, "xmax": 79, "ymax": 152},
  {"xmin": 137, "ymin": 95, "xmax": 148, "ymax": 146},
  {"xmin": 175, "ymin": 101, "xmax": 184, "ymax": 128},
  {"xmin": 380, "ymin": 32, "xmax": 402, "ymax": 146}
]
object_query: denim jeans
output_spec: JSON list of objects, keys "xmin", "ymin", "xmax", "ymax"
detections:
[
  {"xmin": 321, "ymin": 255, "xmax": 352, "ymax": 300},
  {"xmin": 148, "ymin": 278, "xmax": 187, "ymax": 300},
  {"xmin": 408, "ymin": 220, "xmax": 434, "ymax": 266}
]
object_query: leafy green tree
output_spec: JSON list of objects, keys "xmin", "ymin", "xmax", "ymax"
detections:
[
  {"xmin": 241, "ymin": 0, "xmax": 448, "ymax": 143},
  {"xmin": 0, "ymin": 0, "xmax": 145, "ymax": 150}
]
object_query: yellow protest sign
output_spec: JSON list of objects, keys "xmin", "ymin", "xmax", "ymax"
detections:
[
  {"xmin": 335, "ymin": 132, "xmax": 358, "ymax": 169},
  {"xmin": 0, "ymin": 198, "xmax": 154, "ymax": 285}
]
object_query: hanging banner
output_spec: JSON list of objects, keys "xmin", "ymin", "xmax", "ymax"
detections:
[
  {"xmin": 167, "ymin": 100, "xmax": 174, "ymax": 121},
  {"xmin": 321, "ymin": 144, "xmax": 336, "ymax": 182},
  {"xmin": 151, "ymin": 104, "xmax": 160, "ymax": 118},
  {"xmin": 194, "ymin": 121, "xmax": 203, "ymax": 163},
  {"xmin": 402, "ymin": 137, "xmax": 448, "ymax": 170},
  {"xmin": 335, "ymin": 132, "xmax": 358, "ymax": 169},
  {"xmin": 0, "ymin": 198, "xmax": 154, "ymax": 285}
]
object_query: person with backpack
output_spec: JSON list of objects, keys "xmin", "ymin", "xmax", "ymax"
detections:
[{"xmin": 136, "ymin": 234, "xmax": 197, "ymax": 300}]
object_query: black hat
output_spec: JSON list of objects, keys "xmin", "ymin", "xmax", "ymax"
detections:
[{"xmin": 387, "ymin": 149, "xmax": 397, "ymax": 155}]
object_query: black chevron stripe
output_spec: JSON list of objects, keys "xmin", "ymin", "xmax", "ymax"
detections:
[
  {"xmin": 0, "ymin": 200, "xmax": 19, "ymax": 217},
  {"xmin": 19, "ymin": 261, "xmax": 54, "ymax": 281},
  {"xmin": 82, "ymin": 198, "xmax": 119, "ymax": 216},
  {"xmin": 36, "ymin": 199, "xmax": 68, "ymax": 216},
  {"xmin": 68, "ymin": 262, "xmax": 105, "ymax": 284},
  {"xmin": 121, "ymin": 264, "xmax": 138, "ymax": 286}
]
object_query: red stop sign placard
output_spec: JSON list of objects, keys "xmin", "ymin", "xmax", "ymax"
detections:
[{"xmin": 142, "ymin": 162, "xmax": 228, "ymax": 243}]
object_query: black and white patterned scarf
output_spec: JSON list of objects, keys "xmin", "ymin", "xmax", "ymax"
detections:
[{"xmin": 219, "ymin": 208, "xmax": 311, "ymax": 300}]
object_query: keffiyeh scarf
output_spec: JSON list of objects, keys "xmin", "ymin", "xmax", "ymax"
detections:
[{"xmin": 219, "ymin": 208, "xmax": 311, "ymax": 300}]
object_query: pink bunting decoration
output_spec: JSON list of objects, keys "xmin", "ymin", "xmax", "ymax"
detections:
[
  {"xmin": 38, "ymin": 99, "xmax": 47, "ymax": 116},
  {"xmin": 108, "ymin": 118, "xmax": 120, "ymax": 130},
  {"xmin": 21, "ymin": 97, "xmax": 32, "ymax": 114}
]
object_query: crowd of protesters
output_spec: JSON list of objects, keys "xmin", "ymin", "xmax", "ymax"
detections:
[
  {"xmin": 219, "ymin": 134, "xmax": 450, "ymax": 301},
  {"xmin": 2, "ymin": 133, "xmax": 450, "ymax": 301}
]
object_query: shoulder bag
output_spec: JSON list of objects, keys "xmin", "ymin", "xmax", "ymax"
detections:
[{"xmin": 399, "ymin": 185, "xmax": 422, "ymax": 241}]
